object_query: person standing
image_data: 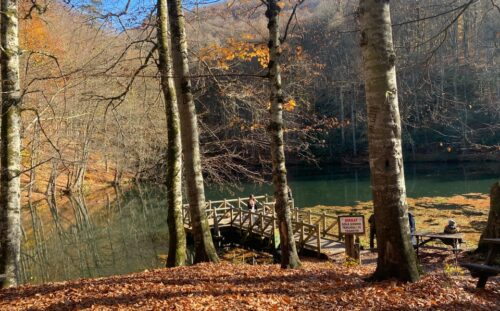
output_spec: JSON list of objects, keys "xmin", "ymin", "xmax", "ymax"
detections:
[
  {"xmin": 247, "ymin": 194, "xmax": 257, "ymax": 212},
  {"xmin": 369, "ymin": 214, "xmax": 376, "ymax": 251},
  {"xmin": 287, "ymin": 186, "xmax": 293, "ymax": 202}
]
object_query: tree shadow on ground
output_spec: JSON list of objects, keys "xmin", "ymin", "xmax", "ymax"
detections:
[
  {"xmin": 415, "ymin": 202, "xmax": 473, "ymax": 210},
  {"xmin": 5, "ymin": 269, "xmax": 371, "ymax": 311},
  {"xmin": 469, "ymin": 220, "xmax": 487, "ymax": 232}
]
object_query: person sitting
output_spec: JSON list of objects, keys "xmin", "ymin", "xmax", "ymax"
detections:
[
  {"xmin": 444, "ymin": 219, "xmax": 459, "ymax": 234},
  {"xmin": 441, "ymin": 219, "xmax": 463, "ymax": 247}
]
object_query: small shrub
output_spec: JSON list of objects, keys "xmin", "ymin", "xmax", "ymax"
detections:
[
  {"xmin": 443, "ymin": 263, "xmax": 464, "ymax": 276},
  {"xmin": 343, "ymin": 256, "xmax": 360, "ymax": 267}
]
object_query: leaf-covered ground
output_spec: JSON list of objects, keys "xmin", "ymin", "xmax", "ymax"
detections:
[{"xmin": 1, "ymin": 260, "xmax": 498, "ymax": 310}]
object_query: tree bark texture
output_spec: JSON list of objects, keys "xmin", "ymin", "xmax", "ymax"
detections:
[
  {"xmin": 167, "ymin": 0, "xmax": 218, "ymax": 263},
  {"xmin": 157, "ymin": 0, "xmax": 186, "ymax": 267},
  {"xmin": 0, "ymin": 0, "xmax": 22, "ymax": 288},
  {"xmin": 266, "ymin": 0, "xmax": 301, "ymax": 269},
  {"xmin": 478, "ymin": 182, "xmax": 500, "ymax": 252},
  {"xmin": 359, "ymin": 0, "xmax": 419, "ymax": 282}
]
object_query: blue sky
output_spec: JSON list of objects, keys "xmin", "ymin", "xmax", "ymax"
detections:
[{"xmin": 70, "ymin": 0, "xmax": 224, "ymax": 28}]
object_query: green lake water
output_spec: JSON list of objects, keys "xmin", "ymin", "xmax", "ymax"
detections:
[{"xmin": 21, "ymin": 162, "xmax": 499, "ymax": 284}]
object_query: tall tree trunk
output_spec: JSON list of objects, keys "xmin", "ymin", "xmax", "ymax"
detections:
[
  {"xmin": 266, "ymin": 0, "xmax": 301, "ymax": 269},
  {"xmin": 478, "ymin": 182, "xmax": 500, "ymax": 252},
  {"xmin": 359, "ymin": 0, "xmax": 420, "ymax": 282},
  {"xmin": 340, "ymin": 86, "xmax": 345, "ymax": 150},
  {"xmin": 157, "ymin": 0, "xmax": 186, "ymax": 267},
  {"xmin": 167, "ymin": 0, "xmax": 218, "ymax": 263},
  {"xmin": 0, "ymin": 0, "xmax": 22, "ymax": 288}
]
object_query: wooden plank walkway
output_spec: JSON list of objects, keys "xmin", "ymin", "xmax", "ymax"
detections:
[{"xmin": 182, "ymin": 195, "xmax": 346, "ymax": 257}]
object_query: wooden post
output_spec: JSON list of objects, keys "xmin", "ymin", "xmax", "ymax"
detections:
[
  {"xmin": 300, "ymin": 221, "xmax": 304, "ymax": 249},
  {"xmin": 259, "ymin": 212, "xmax": 264, "ymax": 234},
  {"xmin": 238, "ymin": 197, "xmax": 241, "ymax": 209},
  {"xmin": 316, "ymin": 224, "xmax": 321, "ymax": 257},
  {"xmin": 345, "ymin": 234, "xmax": 354, "ymax": 257},
  {"xmin": 322, "ymin": 212, "xmax": 326, "ymax": 236},
  {"xmin": 345, "ymin": 234, "xmax": 361, "ymax": 264},
  {"xmin": 208, "ymin": 200, "xmax": 212, "ymax": 221},
  {"xmin": 239, "ymin": 209, "xmax": 243, "ymax": 230},
  {"xmin": 307, "ymin": 211, "xmax": 312, "ymax": 224},
  {"xmin": 212, "ymin": 201, "xmax": 220, "ymax": 237}
]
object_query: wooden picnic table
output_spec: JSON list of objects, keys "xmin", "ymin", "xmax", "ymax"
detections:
[
  {"xmin": 462, "ymin": 238, "xmax": 500, "ymax": 288},
  {"xmin": 412, "ymin": 232, "xmax": 464, "ymax": 256}
]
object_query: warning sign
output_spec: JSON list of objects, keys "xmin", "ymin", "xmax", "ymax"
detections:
[{"xmin": 338, "ymin": 215, "xmax": 365, "ymax": 235}]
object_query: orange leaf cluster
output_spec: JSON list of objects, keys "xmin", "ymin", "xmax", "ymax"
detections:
[
  {"xmin": 283, "ymin": 99, "xmax": 297, "ymax": 111},
  {"xmin": 1, "ymin": 261, "xmax": 498, "ymax": 310},
  {"xmin": 200, "ymin": 38, "xmax": 269, "ymax": 70}
]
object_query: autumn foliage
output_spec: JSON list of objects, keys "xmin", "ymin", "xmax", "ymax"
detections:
[
  {"xmin": 199, "ymin": 36, "xmax": 269, "ymax": 69},
  {"xmin": 1, "ymin": 260, "xmax": 498, "ymax": 310}
]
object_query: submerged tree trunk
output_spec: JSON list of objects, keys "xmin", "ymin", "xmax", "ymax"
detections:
[
  {"xmin": 266, "ymin": 0, "xmax": 301, "ymax": 269},
  {"xmin": 0, "ymin": 0, "xmax": 22, "ymax": 288},
  {"xmin": 157, "ymin": 0, "xmax": 186, "ymax": 267},
  {"xmin": 478, "ymin": 182, "xmax": 500, "ymax": 252},
  {"xmin": 167, "ymin": 0, "xmax": 218, "ymax": 263},
  {"xmin": 359, "ymin": 0, "xmax": 419, "ymax": 282}
]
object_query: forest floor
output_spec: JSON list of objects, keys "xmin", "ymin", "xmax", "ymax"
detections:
[{"xmin": 1, "ymin": 256, "xmax": 499, "ymax": 310}]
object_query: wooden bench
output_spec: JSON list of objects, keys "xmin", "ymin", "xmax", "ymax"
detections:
[
  {"xmin": 461, "ymin": 238, "xmax": 500, "ymax": 289},
  {"xmin": 412, "ymin": 232, "xmax": 464, "ymax": 257}
]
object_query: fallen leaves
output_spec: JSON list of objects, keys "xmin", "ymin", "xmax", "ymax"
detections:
[{"xmin": 0, "ymin": 260, "xmax": 498, "ymax": 310}]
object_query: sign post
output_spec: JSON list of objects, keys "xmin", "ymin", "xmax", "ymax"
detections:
[{"xmin": 338, "ymin": 215, "xmax": 365, "ymax": 264}]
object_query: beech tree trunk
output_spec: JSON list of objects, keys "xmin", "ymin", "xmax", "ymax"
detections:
[
  {"xmin": 0, "ymin": 0, "xmax": 22, "ymax": 288},
  {"xmin": 266, "ymin": 0, "xmax": 301, "ymax": 269},
  {"xmin": 478, "ymin": 182, "xmax": 500, "ymax": 252},
  {"xmin": 167, "ymin": 0, "xmax": 218, "ymax": 263},
  {"xmin": 359, "ymin": 0, "xmax": 419, "ymax": 282},
  {"xmin": 157, "ymin": 0, "xmax": 186, "ymax": 267}
]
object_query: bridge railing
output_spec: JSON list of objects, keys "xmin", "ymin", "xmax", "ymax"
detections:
[
  {"xmin": 290, "ymin": 208, "xmax": 340, "ymax": 240},
  {"xmin": 181, "ymin": 194, "xmax": 342, "ymax": 255}
]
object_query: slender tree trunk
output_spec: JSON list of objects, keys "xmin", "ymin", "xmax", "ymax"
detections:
[
  {"xmin": 266, "ymin": 0, "xmax": 301, "ymax": 269},
  {"xmin": 340, "ymin": 86, "xmax": 345, "ymax": 149},
  {"xmin": 157, "ymin": 0, "xmax": 186, "ymax": 267},
  {"xmin": 478, "ymin": 182, "xmax": 500, "ymax": 252},
  {"xmin": 359, "ymin": 0, "xmax": 419, "ymax": 282},
  {"xmin": 351, "ymin": 86, "xmax": 357, "ymax": 156},
  {"xmin": 0, "ymin": 0, "xmax": 22, "ymax": 288},
  {"xmin": 167, "ymin": 0, "xmax": 218, "ymax": 263}
]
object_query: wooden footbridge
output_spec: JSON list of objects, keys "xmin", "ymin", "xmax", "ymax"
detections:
[{"xmin": 182, "ymin": 195, "xmax": 346, "ymax": 257}]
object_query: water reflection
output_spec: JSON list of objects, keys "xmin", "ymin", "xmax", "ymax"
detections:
[{"xmin": 21, "ymin": 186, "xmax": 170, "ymax": 284}]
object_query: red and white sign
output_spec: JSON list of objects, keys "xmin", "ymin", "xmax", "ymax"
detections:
[{"xmin": 338, "ymin": 216, "xmax": 365, "ymax": 235}]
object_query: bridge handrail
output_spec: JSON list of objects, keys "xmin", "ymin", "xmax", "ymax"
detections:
[{"xmin": 181, "ymin": 194, "xmax": 342, "ymax": 255}]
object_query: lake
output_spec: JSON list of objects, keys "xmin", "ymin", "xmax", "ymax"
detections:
[{"xmin": 21, "ymin": 162, "xmax": 499, "ymax": 284}]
